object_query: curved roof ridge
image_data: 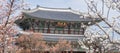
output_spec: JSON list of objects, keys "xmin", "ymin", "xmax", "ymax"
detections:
[
  {"xmin": 37, "ymin": 6, "xmax": 70, "ymax": 10},
  {"xmin": 22, "ymin": 6, "xmax": 81, "ymax": 15}
]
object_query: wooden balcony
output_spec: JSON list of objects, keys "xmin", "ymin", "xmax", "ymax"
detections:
[{"xmin": 33, "ymin": 28, "xmax": 85, "ymax": 35}]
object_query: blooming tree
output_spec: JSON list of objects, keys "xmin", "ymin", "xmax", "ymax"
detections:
[
  {"xmin": 16, "ymin": 32, "xmax": 48, "ymax": 53},
  {"xmin": 16, "ymin": 32, "xmax": 72, "ymax": 53},
  {"xmin": 50, "ymin": 39, "xmax": 72, "ymax": 53},
  {"xmin": 0, "ymin": 0, "xmax": 25, "ymax": 53},
  {"xmin": 78, "ymin": 0, "xmax": 120, "ymax": 53}
]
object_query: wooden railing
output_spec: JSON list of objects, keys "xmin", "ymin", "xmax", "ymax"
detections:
[{"xmin": 33, "ymin": 28, "xmax": 85, "ymax": 35}]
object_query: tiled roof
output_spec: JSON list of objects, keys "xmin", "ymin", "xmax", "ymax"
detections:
[{"xmin": 22, "ymin": 6, "xmax": 101, "ymax": 22}]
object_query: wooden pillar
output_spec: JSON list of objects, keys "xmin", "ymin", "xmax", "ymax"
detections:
[
  {"xmin": 54, "ymin": 29, "xmax": 56, "ymax": 34},
  {"xmin": 78, "ymin": 30, "xmax": 80, "ymax": 35},
  {"xmin": 68, "ymin": 23, "xmax": 71, "ymax": 34},
  {"xmin": 29, "ymin": 18, "xmax": 35, "ymax": 32},
  {"xmin": 73, "ymin": 30, "xmax": 75, "ymax": 34},
  {"xmin": 63, "ymin": 29, "xmax": 64, "ymax": 34},
  {"xmin": 42, "ymin": 29, "xmax": 44, "ymax": 33},
  {"xmin": 47, "ymin": 21, "xmax": 50, "ymax": 33},
  {"xmin": 82, "ymin": 28, "xmax": 85, "ymax": 35}
]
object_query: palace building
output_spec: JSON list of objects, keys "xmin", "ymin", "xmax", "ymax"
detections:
[{"xmin": 15, "ymin": 6, "xmax": 102, "ymax": 53}]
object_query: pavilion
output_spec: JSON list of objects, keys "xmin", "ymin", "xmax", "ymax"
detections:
[{"xmin": 15, "ymin": 6, "xmax": 102, "ymax": 53}]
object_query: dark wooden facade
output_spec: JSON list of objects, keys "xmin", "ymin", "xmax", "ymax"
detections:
[{"xmin": 18, "ymin": 18, "xmax": 85, "ymax": 35}]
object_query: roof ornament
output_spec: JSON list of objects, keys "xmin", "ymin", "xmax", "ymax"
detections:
[
  {"xmin": 68, "ymin": 7, "xmax": 72, "ymax": 9},
  {"xmin": 23, "ymin": 8, "xmax": 25, "ymax": 10},
  {"xmin": 36, "ymin": 5, "xmax": 40, "ymax": 8},
  {"xmin": 28, "ymin": 8, "xmax": 31, "ymax": 10}
]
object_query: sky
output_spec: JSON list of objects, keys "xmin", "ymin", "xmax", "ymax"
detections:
[
  {"xmin": 25, "ymin": 0, "xmax": 88, "ymax": 12},
  {"xmin": 25, "ymin": 0, "xmax": 119, "ymax": 17}
]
